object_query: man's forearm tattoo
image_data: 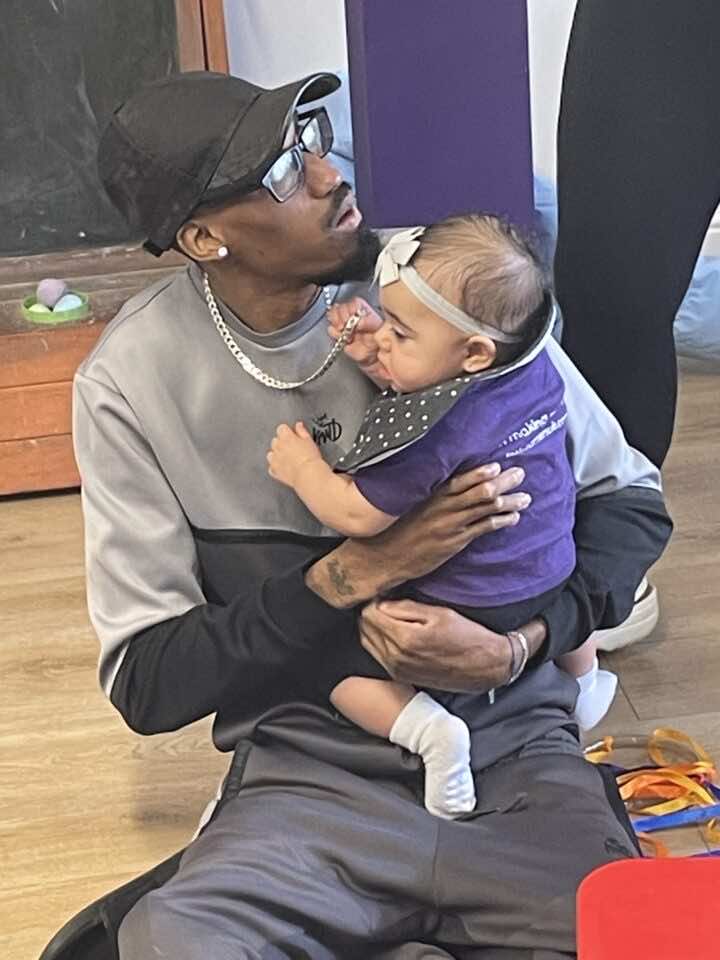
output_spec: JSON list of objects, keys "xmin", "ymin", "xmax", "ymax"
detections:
[{"xmin": 327, "ymin": 558, "xmax": 356, "ymax": 598}]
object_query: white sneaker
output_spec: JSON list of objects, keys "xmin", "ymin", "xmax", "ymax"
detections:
[{"xmin": 592, "ymin": 577, "xmax": 660, "ymax": 652}]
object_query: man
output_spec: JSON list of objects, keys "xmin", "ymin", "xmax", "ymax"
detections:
[{"xmin": 75, "ymin": 71, "xmax": 671, "ymax": 958}]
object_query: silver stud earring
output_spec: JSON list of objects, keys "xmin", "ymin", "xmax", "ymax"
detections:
[{"xmin": 217, "ymin": 245, "xmax": 229, "ymax": 259}]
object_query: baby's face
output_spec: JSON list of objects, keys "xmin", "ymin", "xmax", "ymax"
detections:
[{"xmin": 376, "ymin": 282, "xmax": 493, "ymax": 392}]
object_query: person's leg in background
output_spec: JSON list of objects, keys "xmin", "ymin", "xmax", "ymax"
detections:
[{"xmin": 554, "ymin": 0, "xmax": 720, "ymax": 468}]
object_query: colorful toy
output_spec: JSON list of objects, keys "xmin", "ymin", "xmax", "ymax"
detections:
[
  {"xmin": 53, "ymin": 293, "xmax": 84, "ymax": 313},
  {"xmin": 36, "ymin": 277, "xmax": 68, "ymax": 308},
  {"xmin": 22, "ymin": 278, "xmax": 90, "ymax": 325},
  {"xmin": 27, "ymin": 302, "xmax": 53, "ymax": 316},
  {"xmin": 585, "ymin": 728, "xmax": 720, "ymax": 856}
]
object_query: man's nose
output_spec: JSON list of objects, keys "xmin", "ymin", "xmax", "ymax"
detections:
[{"xmin": 304, "ymin": 153, "xmax": 342, "ymax": 198}]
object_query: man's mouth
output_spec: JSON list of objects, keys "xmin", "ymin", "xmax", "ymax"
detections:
[{"xmin": 331, "ymin": 191, "xmax": 363, "ymax": 232}]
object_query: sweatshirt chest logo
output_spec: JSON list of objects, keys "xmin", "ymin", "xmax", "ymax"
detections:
[{"xmin": 312, "ymin": 413, "xmax": 342, "ymax": 445}]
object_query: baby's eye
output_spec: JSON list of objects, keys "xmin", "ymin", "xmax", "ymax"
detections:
[{"xmin": 391, "ymin": 326, "xmax": 407, "ymax": 341}]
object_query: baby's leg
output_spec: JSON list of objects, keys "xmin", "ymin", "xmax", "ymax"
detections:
[
  {"xmin": 331, "ymin": 678, "xmax": 476, "ymax": 818},
  {"xmin": 331, "ymin": 676, "xmax": 416, "ymax": 737},
  {"xmin": 557, "ymin": 638, "xmax": 617, "ymax": 731}
]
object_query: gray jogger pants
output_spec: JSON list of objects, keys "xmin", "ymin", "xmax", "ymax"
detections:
[{"xmin": 118, "ymin": 739, "xmax": 636, "ymax": 959}]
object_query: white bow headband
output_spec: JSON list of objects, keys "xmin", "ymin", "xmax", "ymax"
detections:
[{"xmin": 374, "ymin": 226, "xmax": 524, "ymax": 344}]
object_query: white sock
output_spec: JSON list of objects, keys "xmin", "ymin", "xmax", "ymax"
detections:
[
  {"xmin": 573, "ymin": 658, "xmax": 618, "ymax": 731},
  {"xmin": 389, "ymin": 691, "xmax": 476, "ymax": 819}
]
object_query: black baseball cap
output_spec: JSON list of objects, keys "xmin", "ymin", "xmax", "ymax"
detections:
[{"xmin": 98, "ymin": 70, "xmax": 340, "ymax": 256}]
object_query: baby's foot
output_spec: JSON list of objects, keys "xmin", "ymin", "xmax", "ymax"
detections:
[
  {"xmin": 390, "ymin": 692, "xmax": 476, "ymax": 819},
  {"xmin": 419, "ymin": 712, "xmax": 476, "ymax": 818},
  {"xmin": 573, "ymin": 658, "xmax": 618, "ymax": 731}
]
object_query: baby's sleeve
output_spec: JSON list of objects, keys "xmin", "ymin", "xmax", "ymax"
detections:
[{"xmin": 352, "ymin": 430, "xmax": 460, "ymax": 518}]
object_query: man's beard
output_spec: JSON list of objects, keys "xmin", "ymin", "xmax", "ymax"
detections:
[{"xmin": 306, "ymin": 226, "xmax": 381, "ymax": 287}]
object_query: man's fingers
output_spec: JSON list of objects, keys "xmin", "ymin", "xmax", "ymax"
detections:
[
  {"xmin": 463, "ymin": 511, "xmax": 521, "ymax": 537},
  {"xmin": 484, "ymin": 467, "xmax": 526, "ymax": 496},
  {"xmin": 359, "ymin": 620, "xmax": 394, "ymax": 671},
  {"xmin": 361, "ymin": 602, "xmax": 413, "ymax": 633},
  {"xmin": 370, "ymin": 599, "xmax": 431, "ymax": 624},
  {"xmin": 447, "ymin": 472, "xmax": 528, "ymax": 512},
  {"xmin": 360, "ymin": 603, "xmax": 430, "ymax": 670},
  {"xmin": 446, "ymin": 463, "xmax": 501, "ymax": 495},
  {"xmin": 493, "ymin": 492, "xmax": 531, "ymax": 513},
  {"xmin": 446, "ymin": 466, "xmax": 525, "ymax": 502},
  {"xmin": 456, "ymin": 492, "xmax": 531, "ymax": 526},
  {"xmin": 360, "ymin": 628, "xmax": 409, "ymax": 681},
  {"xmin": 360, "ymin": 635, "xmax": 392, "ymax": 675},
  {"xmin": 360, "ymin": 606, "xmax": 409, "ymax": 652}
]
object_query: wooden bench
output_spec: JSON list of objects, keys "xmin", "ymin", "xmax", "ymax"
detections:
[{"xmin": 0, "ymin": 246, "xmax": 184, "ymax": 495}]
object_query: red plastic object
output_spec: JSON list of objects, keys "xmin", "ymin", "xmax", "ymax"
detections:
[{"xmin": 577, "ymin": 858, "xmax": 720, "ymax": 959}]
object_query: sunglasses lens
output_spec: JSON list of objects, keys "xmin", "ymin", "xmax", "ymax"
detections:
[
  {"xmin": 266, "ymin": 147, "xmax": 303, "ymax": 200},
  {"xmin": 299, "ymin": 109, "xmax": 334, "ymax": 157},
  {"xmin": 262, "ymin": 110, "xmax": 334, "ymax": 202}
]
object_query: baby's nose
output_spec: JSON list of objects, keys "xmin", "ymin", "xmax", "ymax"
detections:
[{"xmin": 375, "ymin": 322, "xmax": 391, "ymax": 349}]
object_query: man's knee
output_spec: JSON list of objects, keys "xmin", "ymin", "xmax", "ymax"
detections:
[
  {"xmin": 117, "ymin": 886, "xmax": 210, "ymax": 960},
  {"xmin": 117, "ymin": 891, "xmax": 154, "ymax": 960},
  {"xmin": 116, "ymin": 861, "xmax": 340, "ymax": 960}
]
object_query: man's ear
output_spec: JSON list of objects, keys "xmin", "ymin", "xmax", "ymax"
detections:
[
  {"xmin": 461, "ymin": 335, "xmax": 496, "ymax": 373},
  {"xmin": 175, "ymin": 218, "xmax": 226, "ymax": 262}
]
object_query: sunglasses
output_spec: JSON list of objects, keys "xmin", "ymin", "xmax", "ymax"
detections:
[{"xmin": 261, "ymin": 107, "xmax": 334, "ymax": 203}]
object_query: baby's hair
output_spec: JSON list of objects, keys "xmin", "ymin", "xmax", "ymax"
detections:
[{"xmin": 413, "ymin": 214, "xmax": 549, "ymax": 362}]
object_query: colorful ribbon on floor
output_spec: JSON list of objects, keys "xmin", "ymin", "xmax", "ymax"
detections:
[{"xmin": 584, "ymin": 728, "xmax": 720, "ymax": 856}]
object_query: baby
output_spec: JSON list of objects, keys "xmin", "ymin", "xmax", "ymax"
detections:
[{"xmin": 267, "ymin": 215, "xmax": 617, "ymax": 818}]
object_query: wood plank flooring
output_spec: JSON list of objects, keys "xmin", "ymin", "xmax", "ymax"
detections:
[{"xmin": 1, "ymin": 361, "xmax": 718, "ymax": 959}]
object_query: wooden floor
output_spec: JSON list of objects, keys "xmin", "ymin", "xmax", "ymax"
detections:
[{"xmin": 1, "ymin": 361, "xmax": 718, "ymax": 959}]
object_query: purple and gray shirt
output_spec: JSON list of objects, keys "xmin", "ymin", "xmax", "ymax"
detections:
[{"xmin": 349, "ymin": 349, "xmax": 577, "ymax": 607}]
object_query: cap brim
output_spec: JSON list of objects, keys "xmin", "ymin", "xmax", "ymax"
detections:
[{"xmin": 200, "ymin": 72, "xmax": 341, "ymax": 202}]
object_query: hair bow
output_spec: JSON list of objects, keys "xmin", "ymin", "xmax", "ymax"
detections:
[{"xmin": 374, "ymin": 226, "xmax": 426, "ymax": 286}]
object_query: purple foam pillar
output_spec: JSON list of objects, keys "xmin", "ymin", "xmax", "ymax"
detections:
[{"xmin": 345, "ymin": 0, "xmax": 534, "ymax": 229}]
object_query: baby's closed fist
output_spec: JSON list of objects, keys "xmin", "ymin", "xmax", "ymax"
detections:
[{"xmin": 267, "ymin": 422, "xmax": 322, "ymax": 488}]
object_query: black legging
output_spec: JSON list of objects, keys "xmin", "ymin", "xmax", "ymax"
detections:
[{"xmin": 554, "ymin": 0, "xmax": 720, "ymax": 467}]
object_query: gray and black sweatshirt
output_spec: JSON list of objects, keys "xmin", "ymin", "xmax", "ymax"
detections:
[{"xmin": 73, "ymin": 263, "xmax": 671, "ymax": 770}]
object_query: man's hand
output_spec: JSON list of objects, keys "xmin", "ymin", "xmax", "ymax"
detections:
[
  {"xmin": 306, "ymin": 462, "xmax": 530, "ymax": 608},
  {"xmin": 267, "ymin": 422, "xmax": 323, "ymax": 488},
  {"xmin": 328, "ymin": 297, "xmax": 390, "ymax": 384},
  {"xmin": 359, "ymin": 600, "xmax": 547, "ymax": 692}
]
